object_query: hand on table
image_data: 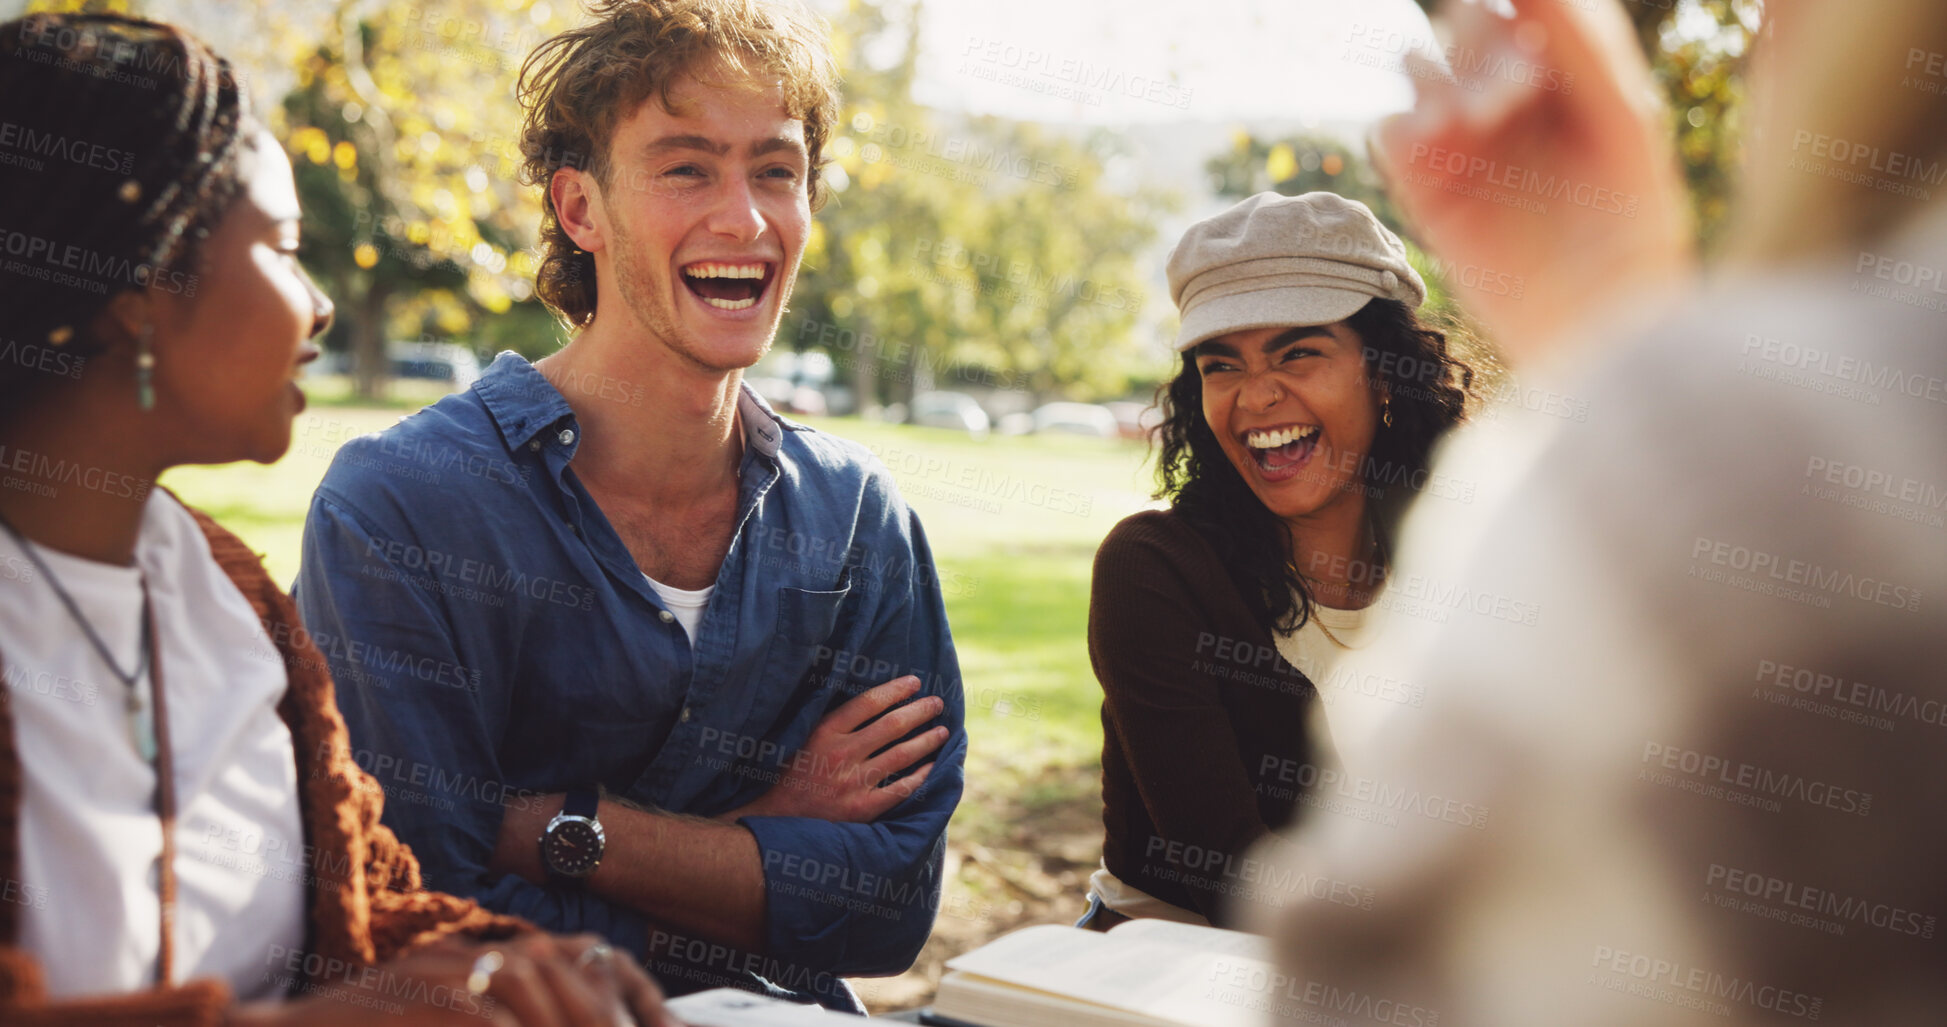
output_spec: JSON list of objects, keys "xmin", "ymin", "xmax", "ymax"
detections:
[
  {"xmin": 721, "ymin": 675, "xmax": 949, "ymax": 824},
  {"xmin": 234, "ymin": 933, "xmax": 683, "ymax": 1027},
  {"xmin": 1371, "ymin": 0, "xmax": 1695, "ymax": 364}
]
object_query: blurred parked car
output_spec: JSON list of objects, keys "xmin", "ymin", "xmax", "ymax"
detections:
[
  {"xmin": 391, "ymin": 341, "xmax": 482, "ymax": 392},
  {"xmin": 910, "ymin": 391, "xmax": 991, "ymax": 439},
  {"xmin": 747, "ymin": 350, "xmax": 839, "ymax": 415},
  {"xmin": 995, "ymin": 411, "xmax": 1036, "ymax": 437},
  {"xmin": 1031, "ymin": 401, "xmax": 1120, "ymax": 438},
  {"xmin": 1103, "ymin": 400, "xmax": 1164, "ymax": 441}
]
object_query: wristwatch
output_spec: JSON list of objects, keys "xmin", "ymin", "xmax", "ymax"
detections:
[{"xmin": 539, "ymin": 787, "xmax": 605, "ymax": 886}]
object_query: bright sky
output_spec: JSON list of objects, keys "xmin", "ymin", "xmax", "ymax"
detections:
[
  {"xmin": 0, "ymin": 0, "xmax": 1448, "ymax": 130},
  {"xmin": 898, "ymin": 0, "xmax": 1439, "ymax": 126}
]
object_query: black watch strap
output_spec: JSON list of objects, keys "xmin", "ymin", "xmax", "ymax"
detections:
[
  {"xmin": 543, "ymin": 787, "xmax": 605, "ymax": 888},
  {"xmin": 562, "ymin": 786, "xmax": 601, "ymax": 821}
]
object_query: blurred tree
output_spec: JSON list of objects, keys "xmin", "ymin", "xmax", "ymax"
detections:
[
  {"xmin": 30, "ymin": 0, "xmax": 574, "ymax": 400},
  {"xmin": 950, "ymin": 122, "xmax": 1159, "ymax": 402},
  {"xmin": 784, "ymin": 0, "xmax": 1169, "ymax": 413},
  {"xmin": 1650, "ymin": 0, "xmax": 1761, "ymax": 250},
  {"xmin": 1206, "ymin": 130, "xmax": 1402, "ymax": 230},
  {"xmin": 276, "ymin": 0, "xmax": 572, "ymax": 399}
]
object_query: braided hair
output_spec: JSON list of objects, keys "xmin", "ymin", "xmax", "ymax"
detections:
[{"xmin": 0, "ymin": 13, "xmax": 250, "ymax": 409}]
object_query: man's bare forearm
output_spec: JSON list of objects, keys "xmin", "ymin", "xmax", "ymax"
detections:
[{"xmin": 493, "ymin": 794, "xmax": 768, "ymax": 952}]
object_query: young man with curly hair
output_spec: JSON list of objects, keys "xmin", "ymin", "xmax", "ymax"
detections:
[{"xmin": 294, "ymin": 1, "xmax": 964, "ymax": 1011}]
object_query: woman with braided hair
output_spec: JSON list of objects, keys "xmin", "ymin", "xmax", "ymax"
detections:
[{"xmin": 0, "ymin": 13, "xmax": 674, "ymax": 1027}]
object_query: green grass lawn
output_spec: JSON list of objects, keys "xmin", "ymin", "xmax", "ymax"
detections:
[{"xmin": 161, "ymin": 391, "xmax": 1160, "ymax": 780}]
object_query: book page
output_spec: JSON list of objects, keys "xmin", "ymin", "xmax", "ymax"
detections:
[
  {"xmin": 1106, "ymin": 918, "xmax": 1274, "ymax": 961},
  {"xmin": 942, "ymin": 924, "xmax": 1274, "ymax": 1027}
]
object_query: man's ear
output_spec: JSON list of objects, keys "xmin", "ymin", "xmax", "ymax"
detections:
[{"xmin": 551, "ymin": 165, "xmax": 606, "ymax": 253}]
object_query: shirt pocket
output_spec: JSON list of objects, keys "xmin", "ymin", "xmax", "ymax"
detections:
[
  {"xmin": 777, "ymin": 582, "xmax": 851, "ymax": 646},
  {"xmin": 701, "ymin": 583, "xmax": 854, "ymax": 809},
  {"xmin": 748, "ymin": 582, "xmax": 853, "ymax": 731}
]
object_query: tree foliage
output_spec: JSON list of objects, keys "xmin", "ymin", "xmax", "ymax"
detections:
[
  {"xmin": 275, "ymin": 0, "xmax": 575, "ymax": 398},
  {"xmin": 29, "ymin": 0, "xmax": 1759, "ymax": 403},
  {"xmin": 781, "ymin": 0, "xmax": 1170, "ymax": 411}
]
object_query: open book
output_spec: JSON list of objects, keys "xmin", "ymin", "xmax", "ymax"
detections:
[{"xmin": 926, "ymin": 919, "xmax": 1277, "ymax": 1027}]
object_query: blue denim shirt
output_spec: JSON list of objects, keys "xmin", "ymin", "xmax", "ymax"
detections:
[{"xmin": 291, "ymin": 353, "xmax": 966, "ymax": 1011}]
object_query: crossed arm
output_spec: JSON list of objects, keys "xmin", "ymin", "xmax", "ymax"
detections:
[{"xmin": 483, "ymin": 677, "xmax": 950, "ymax": 952}]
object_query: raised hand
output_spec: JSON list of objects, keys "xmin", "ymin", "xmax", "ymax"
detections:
[{"xmin": 1370, "ymin": 0, "xmax": 1695, "ymax": 364}]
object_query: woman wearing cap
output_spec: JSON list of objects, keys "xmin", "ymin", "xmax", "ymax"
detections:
[
  {"xmin": 0, "ymin": 14, "xmax": 674, "ymax": 1026},
  {"xmin": 1080, "ymin": 191, "xmax": 1473, "ymax": 930}
]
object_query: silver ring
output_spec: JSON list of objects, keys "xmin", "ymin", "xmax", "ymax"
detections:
[
  {"xmin": 466, "ymin": 950, "xmax": 505, "ymax": 996},
  {"xmin": 573, "ymin": 942, "xmax": 614, "ymax": 970}
]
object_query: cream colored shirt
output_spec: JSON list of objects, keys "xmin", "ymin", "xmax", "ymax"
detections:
[{"xmin": 1273, "ymin": 591, "xmax": 1386, "ymax": 773}]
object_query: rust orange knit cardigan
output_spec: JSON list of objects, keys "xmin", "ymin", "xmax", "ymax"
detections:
[{"xmin": 0, "ymin": 503, "xmax": 529, "ymax": 1025}]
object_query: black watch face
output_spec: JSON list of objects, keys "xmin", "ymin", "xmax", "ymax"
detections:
[{"xmin": 544, "ymin": 818, "xmax": 603, "ymax": 877}]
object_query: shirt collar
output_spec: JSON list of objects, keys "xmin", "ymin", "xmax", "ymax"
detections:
[
  {"xmin": 736, "ymin": 382, "xmax": 787, "ymax": 461},
  {"xmin": 476, "ymin": 351, "xmax": 576, "ymax": 452},
  {"xmin": 475, "ymin": 349, "xmax": 791, "ymax": 461}
]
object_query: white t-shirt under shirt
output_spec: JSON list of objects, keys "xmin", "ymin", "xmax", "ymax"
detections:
[
  {"xmin": 0, "ymin": 492, "xmax": 305, "ymax": 999},
  {"xmin": 1273, "ymin": 591, "xmax": 1386, "ymax": 774},
  {"xmin": 643, "ymin": 573, "xmax": 713, "ymax": 644}
]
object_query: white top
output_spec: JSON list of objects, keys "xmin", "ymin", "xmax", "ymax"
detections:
[
  {"xmin": 1254, "ymin": 211, "xmax": 1947, "ymax": 1025},
  {"xmin": 1272, "ymin": 593, "xmax": 1390, "ymax": 773},
  {"xmin": 0, "ymin": 492, "xmax": 306, "ymax": 999},
  {"xmin": 644, "ymin": 574, "xmax": 713, "ymax": 645},
  {"xmin": 1086, "ymin": 862, "xmax": 1211, "ymax": 926}
]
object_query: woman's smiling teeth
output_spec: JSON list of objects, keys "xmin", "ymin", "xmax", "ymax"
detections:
[
  {"xmin": 682, "ymin": 261, "xmax": 770, "ymax": 310},
  {"xmin": 1244, "ymin": 424, "xmax": 1320, "ymax": 472},
  {"xmin": 1246, "ymin": 425, "xmax": 1319, "ymax": 449}
]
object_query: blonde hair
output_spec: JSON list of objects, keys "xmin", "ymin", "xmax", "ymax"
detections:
[{"xmin": 516, "ymin": 0, "xmax": 840, "ymax": 329}]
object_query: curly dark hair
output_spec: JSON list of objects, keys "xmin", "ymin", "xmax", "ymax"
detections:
[
  {"xmin": 0, "ymin": 13, "xmax": 250, "ymax": 410},
  {"xmin": 515, "ymin": 0, "xmax": 840, "ymax": 331},
  {"xmin": 1154, "ymin": 298, "xmax": 1474, "ymax": 634}
]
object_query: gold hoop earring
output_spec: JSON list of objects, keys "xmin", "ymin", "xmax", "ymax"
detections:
[{"xmin": 1381, "ymin": 397, "xmax": 1393, "ymax": 428}]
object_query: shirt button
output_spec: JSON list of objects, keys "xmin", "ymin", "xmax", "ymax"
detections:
[
  {"xmin": 658, "ymin": 610, "xmax": 675, "ymax": 624},
  {"xmin": 527, "ymin": 439, "xmax": 541, "ymax": 452},
  {"xmin": 680, "ymin": 706, "xmax": 692, "ymax": 723},
  {"xmin": 557, "ymin": 428, "xmax": 576, "ymax": 446}
]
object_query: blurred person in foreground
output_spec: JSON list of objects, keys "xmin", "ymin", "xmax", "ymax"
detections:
[
  {"xmin": 1080, "ymin": 192, "xmax": 1473, "ymax": 931},
  {"xmin": 292, "ymin": 0, "xmax": 964, "ymax": 1011},
  {"xmin": 1255, "ymin": 0, "xmax": 1947, "ymax": 1023},
  {"xmin": 0, "ymin": 13, "xmax": 673, "ymax": 1026}
]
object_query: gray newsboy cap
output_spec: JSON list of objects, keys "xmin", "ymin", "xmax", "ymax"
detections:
[{"xmin": 1167, "ymin": 191, "xmax": 1426, "ymax": 352}]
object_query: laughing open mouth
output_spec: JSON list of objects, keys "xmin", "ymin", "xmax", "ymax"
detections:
[
  {"xmin": 1245, "ymin": 424, "xmax": 1320, "ymax": 471},
  {"xmin": 682, "ymin": 260, "xmax": 775, "ymax": 311}
]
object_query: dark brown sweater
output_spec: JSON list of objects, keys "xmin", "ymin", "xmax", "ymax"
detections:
[
  {"xmin": 0, "ymin": 501, "xmax": 528, "ymax": 1025},
  {"xmin": 1090, "ymin": 509, "xmax": 1322, "ymax": 927}
]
